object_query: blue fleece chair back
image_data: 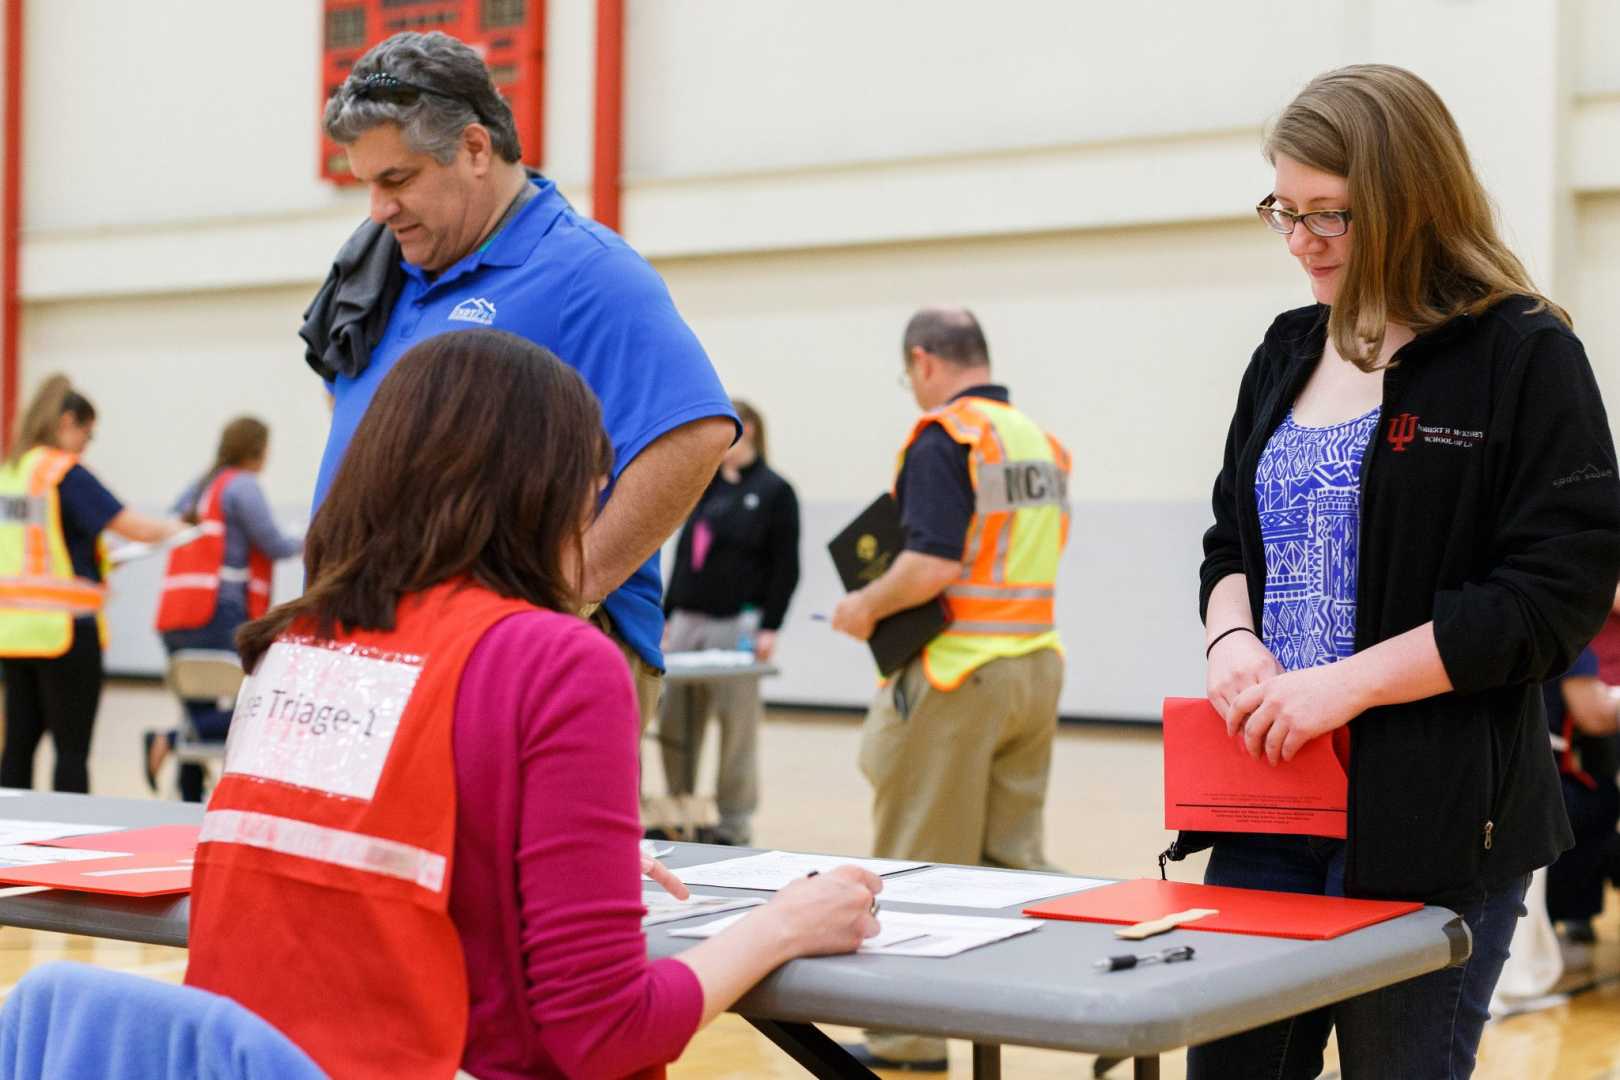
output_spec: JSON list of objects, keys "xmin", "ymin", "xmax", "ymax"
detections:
[{"xmin": 0, "ymin": 961, "xmax": 327, "ymax": 1079}]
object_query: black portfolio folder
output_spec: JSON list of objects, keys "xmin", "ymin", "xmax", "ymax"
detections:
[{"xmin": 827, "ymin": 493, "xmax": 950, "ymax": 676}]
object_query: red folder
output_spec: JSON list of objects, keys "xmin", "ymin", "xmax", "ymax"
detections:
[
  {"xmin": 1024, "ymin": 878, "xmax": 1422, "ymax": 941},
  {"xmin": 37, "ymin": 824, "xmax": 200, "ymax": 856},
  {"xmin": 1163, "ymin": 697, "xmax": 1348, "ymax": 838},
  {"xmin": 0, "ymin": 849, "xmax": 194, "ymax": 897}
]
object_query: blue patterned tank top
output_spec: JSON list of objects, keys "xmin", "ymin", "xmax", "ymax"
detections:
[{"xmin": 1255, "ymin": 407, "xmax": 1382, "ymax": 672}]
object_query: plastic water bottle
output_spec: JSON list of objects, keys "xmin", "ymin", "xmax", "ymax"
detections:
[{"xmin": 736, "ymin": 604, "xmax": 762, "ymax": 654}]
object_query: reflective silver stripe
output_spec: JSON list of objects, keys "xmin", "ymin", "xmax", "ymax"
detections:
[
  {"xmin": 197, "ymin": 521, "xmax": 226, "ymax": 538},
  {"xmin": 975, "ymin": 460, "xmax": 1069, "ymax": 514},
  {"xmin": 200, "ymin": 808, "xmax": 447, "ymax": 893},
  {"xmin": 217, "ymin": 566, "xmax": 249, "ymax": 583},
  {"xmin": 991, "ymin": 513, "xmax": 1011, "ymax": 584},
  {"xmin": 947, "ymin": 620, "xmax": 1055, "ymax": 634},
  {"xmin": 945, "ymin": 584, "xmax": 1054, "ymax": 600},
  {"xmin": 162, "ymin": 573, "xmax": 219, "ymax": 591}
]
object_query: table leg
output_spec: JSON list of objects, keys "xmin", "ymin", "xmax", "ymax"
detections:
[
  {"xmin": 972, "ymin": 1042, "xmax": 1001, "ymax": 1079},
  {"xmin": 743, "ymin": 1018, "xmax": 879, "ymax": 1078},
  {"xmin": 1133, "ymin": 1054, "xmax": 1161, "ymax": 1080}
]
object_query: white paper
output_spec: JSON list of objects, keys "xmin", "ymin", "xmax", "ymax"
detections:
[
  {"xmin": 673, "ymin": 851, "xmax": 928, "ymax": 891},
  {"xmin": 0, "ymin": 822, "xmax": 121, "ymax": 846},
  {"xmin": 662, "ymin": 649, "xmax": 758, "ymax": 669},
  {"xmin": 641, "ymin": 890, "xmax": 765, "ymax": 927},
  {"xmin": 875, "ymin": 867, "xmax": 1110, "ymax": 909},
  {"xmin": 671, "ymin": 910, "xmax": 1039, "ymax": 958},
  {"xmin": 0, "ymin": 790, "xmax": 26, "ymax": 798},
  {"xmin": 639, "ymin": 840, "xmax": 674, "ymax": 860},
  {"xmin": 0, "ymin": 845, "xmax": 131, "ymax": 868}
]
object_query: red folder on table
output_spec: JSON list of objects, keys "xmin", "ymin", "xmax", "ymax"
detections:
[
  {"xmin": 1024, "ymin": 878, "xmax": 1422, "ymax": 941},
  {"xmin": 0, "ymin": 849, "xmax": 194, "ymax": 897},
  {"xmin": 1163, "ymin": 697, "xmax": 1347, "ymax": 838},
  {"xmin": 38, "ymin": 824, "xmax": 199, "ymax": 856}
]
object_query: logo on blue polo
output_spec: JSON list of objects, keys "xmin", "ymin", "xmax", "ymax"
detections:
[{"xmin": 449, "ymin": 298, "xmax": 497, "ymax": 326}]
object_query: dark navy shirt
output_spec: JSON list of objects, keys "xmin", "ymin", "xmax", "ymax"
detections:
[
  {"xmin": 896, "ymin": 385, "xmax": 1007, "ymax": 560},
  {"xmin": 313, "ymin": 177, "xmax": 737, "ymax": 668},
  {"xmin": 57, "ymin": 465, "xmax": 122, "ymax": 585}
]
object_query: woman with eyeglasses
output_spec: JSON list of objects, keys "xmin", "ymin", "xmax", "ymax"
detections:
[
  {"xmin": 1171, "ymin": 65, "xmax": 1620, "ymax": 1078},
  {"xmin": 184, "ymin": 329, "xmax": 880, "ymax": 1080},
  {"xmin": 0, "ymin": 376, "xmax": 183, "ymax": 794}
]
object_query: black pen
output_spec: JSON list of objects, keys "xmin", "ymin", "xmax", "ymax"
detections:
[{"xmin": 1094, "ymin": 945, "xmax": 1195, "ymax": 973}]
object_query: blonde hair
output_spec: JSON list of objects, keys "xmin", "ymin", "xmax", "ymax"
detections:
[
  {"xmin": 1266, "ymin": 64, "xmax": 1567, "ymax": 372},
  {"xmin": 7, "ymin": 375, "xmax": 95, "ymax": 466}
]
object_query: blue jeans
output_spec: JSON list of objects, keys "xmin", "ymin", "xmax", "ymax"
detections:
[{"xmin": 1185, "ymin": 834, "xmax": 1528, "ymax": 1080}]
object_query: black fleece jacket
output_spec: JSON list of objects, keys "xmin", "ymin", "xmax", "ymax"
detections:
[{"xmin": 1180, "ymin": 298, "xmax": 1620, "ymax": 908}]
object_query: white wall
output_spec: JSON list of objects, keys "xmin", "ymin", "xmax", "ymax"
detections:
[{"xmin": 3, "ymin": 0, "xmax": 1618, "ymax": 717}]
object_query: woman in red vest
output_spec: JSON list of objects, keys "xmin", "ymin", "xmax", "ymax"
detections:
[
  {"xmin": 186, "ymin": 329, "xmax": 880, "ymax": 1080},
  {"xmin": 145, "ymin": 416, "xmax": 302, "ymax": 801}
]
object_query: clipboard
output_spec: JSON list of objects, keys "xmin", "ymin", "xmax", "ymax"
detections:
[{"xmin": 827, "ymin": 493, "xmax": 949, "ymax": 676}]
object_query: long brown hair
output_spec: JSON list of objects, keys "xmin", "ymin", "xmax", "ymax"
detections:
[
  {"xmin": 237, "ymin": 329, "xmax": 612, "ymax": 669},
  {"xmin": 1266, "ymin": 64, "xmax": 1567, "ymax": 371},
  {"xmin": 7, "ymin": 375, "xmax": 96, "ymax": 466},
  {"xmin": 184, "ymin": 417, "xmax": 270, "ymax": 524}
]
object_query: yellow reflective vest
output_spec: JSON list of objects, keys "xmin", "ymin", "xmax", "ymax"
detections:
[
  {"xmin": 894, "ymin": 396, "xmax": 1071, "ymax": 691},
  {"xmin": 0, "ymin": 448, "xmax": 108, "ymax": 658}
]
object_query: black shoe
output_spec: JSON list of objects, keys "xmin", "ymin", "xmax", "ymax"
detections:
[
  {"xmin": 1563, "ymin": 920, "xmax": 1598, "ymax": 944},
  {"xmin": 642, "ymin": 827, "xmax": 674, "ymax": 842},
  {"xmin": 839, "ymin": 1043, "xmax": 948, "ymax": 1072},
  {"xmin": 141, "ymin": 731, "xmax": 160, "ymax": 793},
  {"xmin": 694, "ymin": 825, "xmax": 745, "ymax": 846}
]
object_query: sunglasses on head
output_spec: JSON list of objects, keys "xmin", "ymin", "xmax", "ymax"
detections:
[{"xmin": 350, "ymin": 72, "xmax": 484, "ymax": 123}]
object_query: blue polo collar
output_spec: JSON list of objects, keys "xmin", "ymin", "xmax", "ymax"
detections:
[{"xmin": 400, "ymin": 176, "xmax": 564, "ymax": 287}]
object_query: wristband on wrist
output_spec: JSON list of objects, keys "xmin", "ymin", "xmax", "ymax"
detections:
[{"xmin": 1205, "ymin": 625, "xmax": 1258, "ymax": 659}]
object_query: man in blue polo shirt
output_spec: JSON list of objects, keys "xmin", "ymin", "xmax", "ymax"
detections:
[{"xmin": 305, "ymin": 32, "xmax": 735, "ymax": 722}]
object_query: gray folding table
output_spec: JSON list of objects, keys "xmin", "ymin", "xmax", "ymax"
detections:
[
  {"xmin": 647, "ymin": 656, "xmax": 779, "ymax": 838},
  {"xmin": 0, "ymin": 794, "xmax": 1469, "ymax": 1080}
]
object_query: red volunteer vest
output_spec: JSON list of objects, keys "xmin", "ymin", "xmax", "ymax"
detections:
[
  {"xmin": 186, "ymin": 582, "xmax": 535, "ymax": 1079},
  {"xmin": 154, "ymin": 468, "xmax": 274, "ymax": 632}
]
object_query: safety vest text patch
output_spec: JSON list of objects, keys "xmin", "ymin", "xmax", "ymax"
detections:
[
  {"xmin": 224, "ymin": 641, "xmax": 423, "ymax": 801},
  {"xmin": 976, "ymin": 459, "xmax": 1069, "ymax": 513}
]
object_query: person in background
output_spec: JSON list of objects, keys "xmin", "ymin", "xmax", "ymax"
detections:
[
  {"xmin": 0, "ymin": 376, "xmax": 182, "ymax": 793},
  {"xmin": 1586, "ymin": 583, "xmax": 1620, "ymax": 684},
  {"xmin": 186, "ymin": 329, "xmax": 879, "ymax": 1079},
  {"xmin": 660, "ymin": 399, "xmax": 800, "ymax": 846},
  {"xmin": 1184, "ymin": 65, "xmax": 1620, "ymax": 1078},
  {"xmin": 1542, "ymin": 648, "xmax": 1620, "ymax": 945},
  {"xmin": 831, "ymin": 306, "xmax": 1071, "ymax": 1072},
  {"xmin": 145, "ymin": 417, "xmax": 303, "ymax": 802}
]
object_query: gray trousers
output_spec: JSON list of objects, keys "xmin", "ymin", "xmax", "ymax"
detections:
[{"xmin": 658, "ymin": 610, "xmax": 761, "ymax": 843}]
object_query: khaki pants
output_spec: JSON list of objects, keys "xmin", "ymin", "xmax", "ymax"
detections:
[
  {"xmin": 593, "ymin": 610, "xmax": 663, "ymax": 732},
  {"xmin": 659, "ymin": 610, "xmax": 760, "ymax": 843},
  {"xmin": 859, "ymin": 647, "xmax": 1064, "ymax": 1062}
]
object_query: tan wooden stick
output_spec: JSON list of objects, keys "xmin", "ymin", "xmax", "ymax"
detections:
[{"xmin": 1115, "ymin": 907, "xmax": 1220, "ymax": 940}]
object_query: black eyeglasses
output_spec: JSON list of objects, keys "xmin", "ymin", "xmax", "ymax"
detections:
[
  {"xmin": 1256, "ymin": 193, "xmax": 1353, "ymax": 238},
  {"xmin": 349, "ymin": 72, "xmax": 484, "ymax": 124}
]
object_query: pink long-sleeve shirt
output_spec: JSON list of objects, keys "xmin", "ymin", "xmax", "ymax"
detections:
[{"xmin": 449, "ymin": 611, "xmax": 703, "ymax": 1079}]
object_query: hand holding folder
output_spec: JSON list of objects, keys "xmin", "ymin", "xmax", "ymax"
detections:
[
  {"xmin": 827, "ymin": 494, "xmax": 948, "ymax": 676},
  {"xmin": 1163, "ymin": 697, "xmax": 1348, "ymax": 838}
]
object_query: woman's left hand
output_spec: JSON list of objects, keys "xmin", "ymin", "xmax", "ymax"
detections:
[
  {"xmin": 641, "ymin": 855, "xmax": 690, "ymax": 900},
  {"xmin": 1228, "ymin": 664, "xmax": 1364, "ymax": 765}
]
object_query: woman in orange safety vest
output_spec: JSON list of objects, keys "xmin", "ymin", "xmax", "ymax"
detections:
[
  {"xmin": 145, "ymin": 416, "xmax": 302, "ymax": 801},
  {"xmin": 186, "ymin": 328, "xmax": 881, "ymax": 1079},
  {"xmin": 0, "ymin": 376, "xmax": 182, "ymax": 793}
]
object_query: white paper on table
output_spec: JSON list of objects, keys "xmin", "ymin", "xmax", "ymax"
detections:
[
  {"xmin": 0, "ymin": 845, "xmax": 132, "ymax": 868},
  {"xmin": 670, "ymin": 910, "xmax": 1039, "ymax": 958},
  {"xmin": 0, "ymin": 790, "xmax": 25, "ymax": 798},
  {"xmin": 0, "ymin": 822, "xmax": 122, "ymax": 846},
  {"xmin": 673, "ymin": 851, "xmax": 928, "ymax": 891},
  {"xmin": 641, "ymin": 890, "xmax": 765, "ymax": 927},
  {"xmin": 640, "ymin": 839, "xmax": 674, "ymax": 860},
  {"xmin": 874, "ymin": 867, "xmax": 1110, "ymax": 909},
  {"xmin": 662, "ymin": 649, "xmax": 758, "ymax": 669}
]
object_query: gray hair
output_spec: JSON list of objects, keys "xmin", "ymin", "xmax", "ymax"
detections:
[
  {"xmin": 903, "ymin": 307, "xmax": 991, "ymax": 369},
  {"xmin": 324, "ymin": 32, "xmax": 522, "ymax": 164}
]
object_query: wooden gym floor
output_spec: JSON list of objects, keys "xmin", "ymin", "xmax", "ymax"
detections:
[{"xmin": 1, "ymin": 681, "xmax": 1615, "ymax": 1079}]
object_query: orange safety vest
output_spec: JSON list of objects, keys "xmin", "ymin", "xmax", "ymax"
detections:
[
  {"xmin": 186, "ymin": 581, "xmax": 536, "ymax": 1079},
  {"xmin": 0, "ymin": 447, "xmax": 108, "ymax": 658},
  {"xmin": 895, "ymin": 396, "xmax": 1071, "ymax": 691},
  {"xmin": 154, "ymin": 469, "xmax": 274, "ymax": 632}
]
